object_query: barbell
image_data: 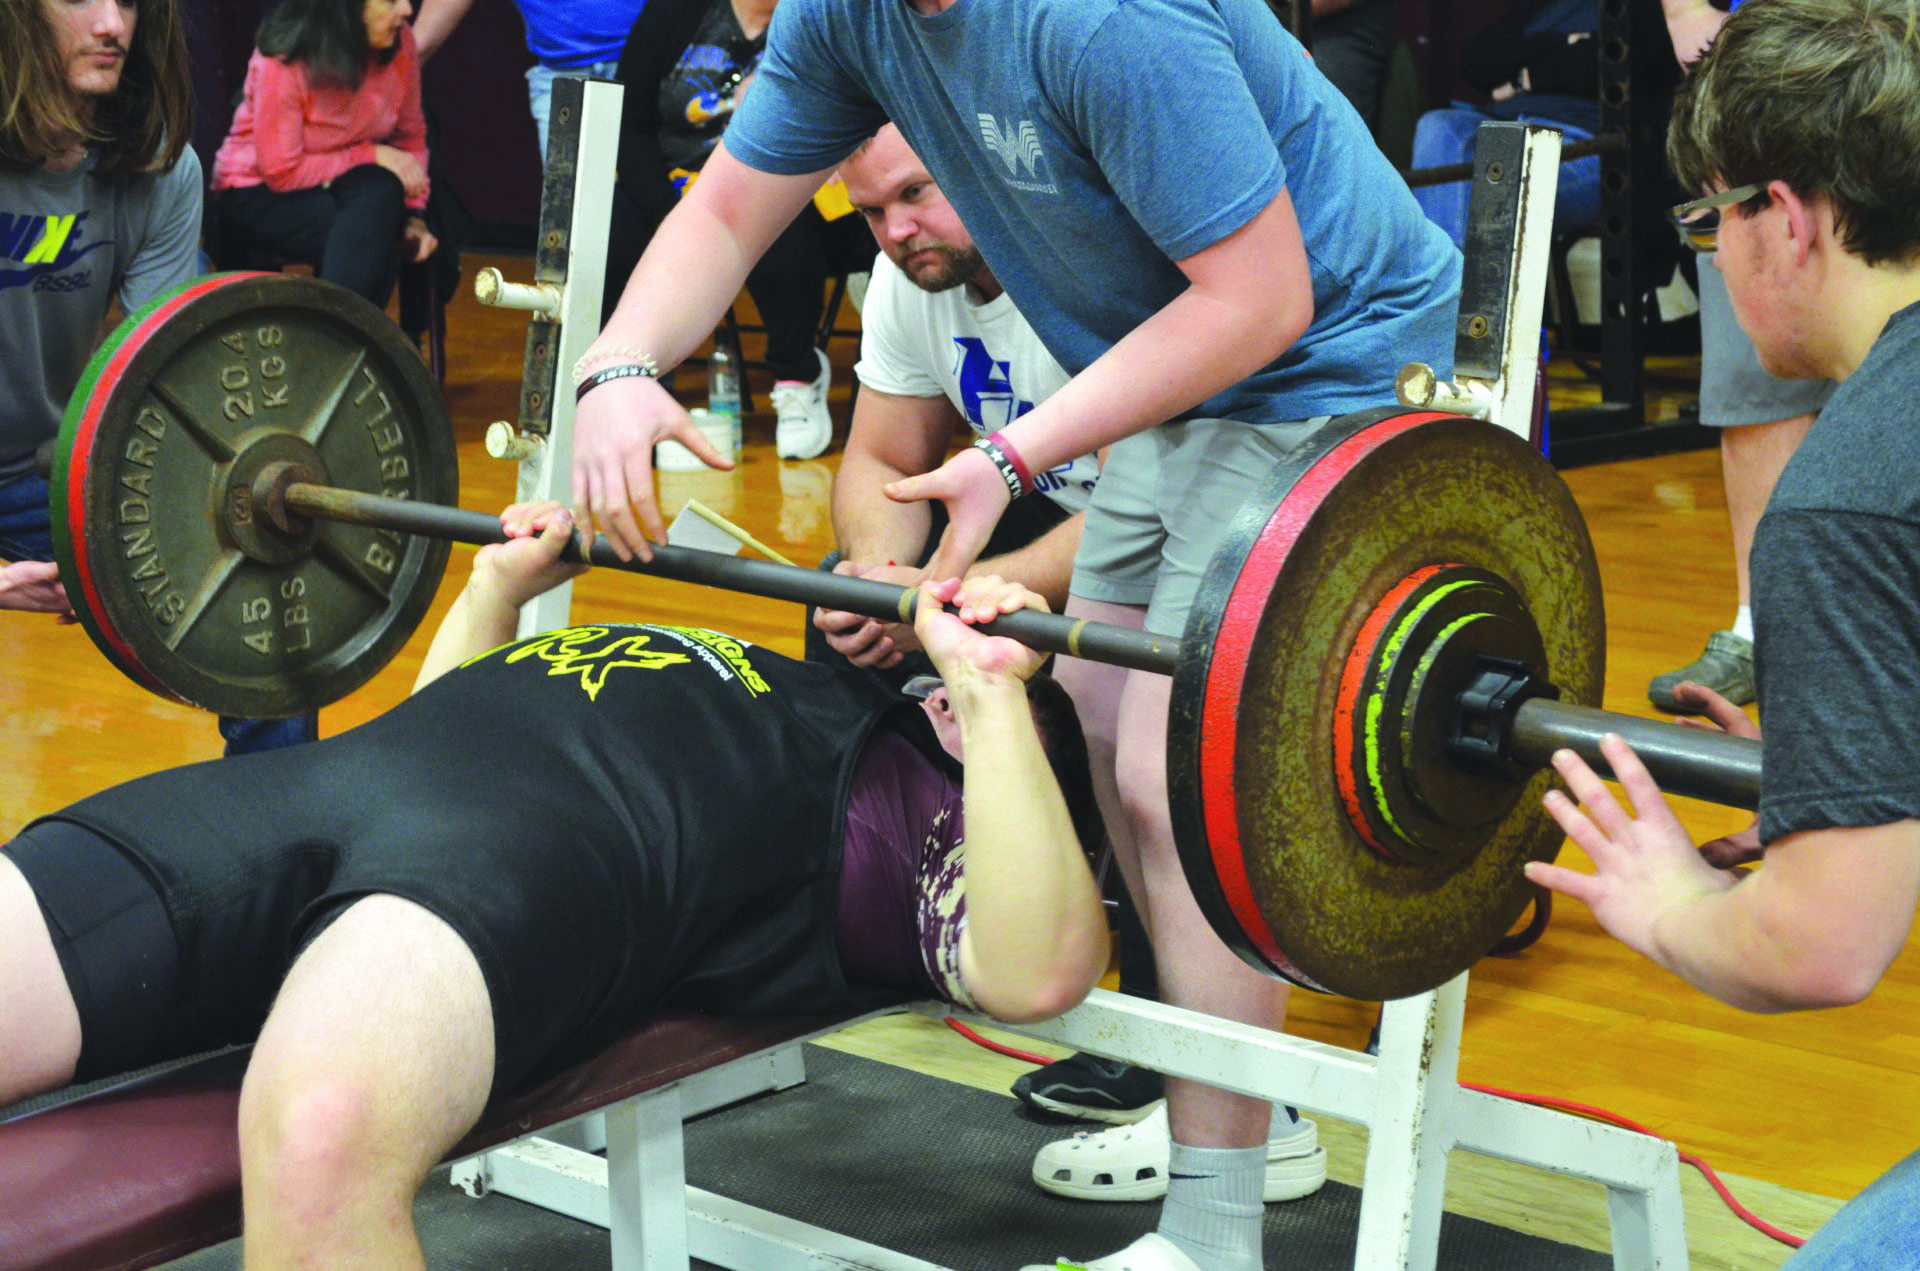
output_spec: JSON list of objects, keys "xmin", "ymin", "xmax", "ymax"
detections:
[{"xmin": 48, "ymin": 274, "xmax": 1762, "ymax": 1000}]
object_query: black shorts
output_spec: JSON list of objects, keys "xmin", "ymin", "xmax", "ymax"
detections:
[{"xmin": 10, "ymin": 757, "xmax": 857, "ymax": 1099}]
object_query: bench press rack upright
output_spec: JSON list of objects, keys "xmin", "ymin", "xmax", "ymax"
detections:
[{"xmin": 460, "ymin": 112, "xmax": 1691, "ymax": 1270}]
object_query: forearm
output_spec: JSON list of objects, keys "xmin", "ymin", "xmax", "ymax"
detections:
[
  {"xmin": 972, "ymin": 512, "xmax": 1083, "ymax": 608},
  {"xmin": 954, "ymin": 675, "xmax": 1109, "ymax": 1021},
  {"xmin": 995, "ymin": 289, "xmax": 1301, "ymax": 474},
  {"xmin": 1648, "ymin": 842, "xmax": 1913, "ymax": 1012},
  {"xmin": 411, "ymin": 0, "xmax": 475, "ymax": 61},
  {"xmin": 995, "ymin": 194, "xmax": 1311, "ymax": 473},
  {"xmin": 413, "ymin": 577, "xmax": 520, "ymax": 692},
  {"xmin": 833, "ymin": 448, "xmax": 932, "ymax": 565},
  {"xmin": 588, "ymin": 146, "xmax": 824, "ymax": 373}
]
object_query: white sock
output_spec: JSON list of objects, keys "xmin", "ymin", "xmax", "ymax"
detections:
[
  {"xmin": 1731, "ymin": 606, "xmax": 1754, "ymax": 642},
  {"xmin": 1158, "ymin": 1142, "xmax": 1265, "ymax": 1271}
]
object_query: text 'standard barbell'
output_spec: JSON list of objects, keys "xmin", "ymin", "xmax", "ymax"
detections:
[{"xmin": 51, "ymin": 275, "xmax": 1761, "ymax": 1000}]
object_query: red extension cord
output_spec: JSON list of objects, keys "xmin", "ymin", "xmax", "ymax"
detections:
[{"xmin": 942, "ymin": 1017, "xmax": 1806, "ymax": 1250}]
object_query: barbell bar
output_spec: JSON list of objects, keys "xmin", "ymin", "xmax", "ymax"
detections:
[{"xmin": 280, "ymin": 476, "xmax": 1762, "ymax": 812}]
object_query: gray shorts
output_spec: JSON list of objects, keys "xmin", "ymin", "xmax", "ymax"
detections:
[
  {"xmin": 1697, "ymin": 265, "xmax": 1834, "ymax": 426},
  {"xmin": 1070, "ymin": 417, "xmax": 1329, "ymax": 638}
]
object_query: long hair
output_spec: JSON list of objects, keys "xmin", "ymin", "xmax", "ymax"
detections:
[
  {"xmin": 257, "ymin": 0, "xmax": 400, "ymax": 92},
  {"xmin": 0, "ymin": 0, "xmax": 193, "ymax": 177}
]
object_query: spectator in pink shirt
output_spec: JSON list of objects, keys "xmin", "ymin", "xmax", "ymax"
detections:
[{"xmin": 210, "ymin": 0, "xmax": 437, "ymax": 307}]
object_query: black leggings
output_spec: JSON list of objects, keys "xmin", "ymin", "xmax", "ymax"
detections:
[
  {"xmin": 215, "ymin": 163, "xmax": 409, "ymax": 307},
  {"xmin": 3, "ymin": 821, "xmax": 178, "ymax": 1081}
]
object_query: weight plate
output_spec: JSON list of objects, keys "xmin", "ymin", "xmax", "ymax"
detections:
[
  {"xmin": 51, "ymin": 274, "xmax": 457, "ymax": 718},
  {"xmin": 1169, "ymin": 410, "xmax": 1604, "ymax": 1000}
]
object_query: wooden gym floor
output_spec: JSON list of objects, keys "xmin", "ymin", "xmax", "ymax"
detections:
[{"xmin": 3, "ymin": 255, "xmax": 1910, "ymax": 1267}]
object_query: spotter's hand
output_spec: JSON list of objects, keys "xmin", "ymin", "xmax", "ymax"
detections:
[
  {"xmin": 884, "ymin": 446, "xmax": 1008, "ymax": 583},
  {"xmin": 1526, "ymin": 733, "xmax": 1740, "ymax": 962},
  {"xmin": 813, "ymin": 560, "xmax": 926, "ymax": 669},
  {"xmin": 571, "ymin": 372, "xmax": 734, "ymax": 563}
]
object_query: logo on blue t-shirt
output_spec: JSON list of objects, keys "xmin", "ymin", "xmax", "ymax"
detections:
[
  {"xmin": 976, "ymin": 115, "xmax": 1057, "ymax": 196},
  {"xmin": 0, "ymin": 209, "xmax": 108, "ymax": 292}
]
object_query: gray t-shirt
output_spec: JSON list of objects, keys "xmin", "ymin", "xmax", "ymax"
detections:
[
  {"xmin": 0, "ymin": 146, "xmax": 202, "ymax": 482},
  {"xmin": 1751, "ymin": 299, "xmax": 1920, "ymax": 844}
]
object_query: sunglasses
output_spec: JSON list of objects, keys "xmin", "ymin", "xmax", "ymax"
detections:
[{"xmin": 1668, "ymin": 183, "xmax": 1765, "ymax": 253}]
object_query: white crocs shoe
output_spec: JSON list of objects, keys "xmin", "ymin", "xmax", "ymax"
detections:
[
  {"xmin": 1017, "ymin": 1233, "xmax": 1205, "ymax": 1271},
  {"xmin": 1032, "ymin": 1100, "xmax": 1326, "ymax": 1203},
  {"xmin": 772, "ymin": 348, "xmax": 834, "ymax": 460}
]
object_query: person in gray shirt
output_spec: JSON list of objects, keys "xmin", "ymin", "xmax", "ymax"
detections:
[
  {"xmin": 0, "ymin": 0, "xmax": 312, "ymax": 755},
  {"xmin": 1532, "ymin": 3, "xmax": 1920, "ymax": 1264}
]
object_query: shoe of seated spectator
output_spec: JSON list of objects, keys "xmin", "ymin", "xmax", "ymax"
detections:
[
  {"xmin": 1032, "ymin": 1101, "xmax": 1327, "ymax": 1203},
  {"xmin": 1647, "ymin": 630, "xmax": 1755, "ymax": 713},
  {"xmin": 772, "ymin": 348, "xmax": 834, "ymax": 460},
  {"xmin": 1012, "ymin": 1052, "xmax": 1163, "ymax": 1125}
]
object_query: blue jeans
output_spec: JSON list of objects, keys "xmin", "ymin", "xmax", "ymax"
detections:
[
  {"xmin": 525, "ymin": 60, "xmax": 621, "ymax": 164},
  {"xmin": 1410, "ymin": 107, "xmax": 1601, "ymax": 249},
  {"xmin": 1785, "ymin": 1146, "xmax": 1920, "ymax": 1269},
  {"xmin": 0, "ymin": 472, "xmax": 316, "ymax": 756}
]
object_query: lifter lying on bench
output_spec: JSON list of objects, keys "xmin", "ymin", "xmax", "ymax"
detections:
[{"xmin": 0, "ymin": 501, "xmax": 1109, "ymax": 1266}]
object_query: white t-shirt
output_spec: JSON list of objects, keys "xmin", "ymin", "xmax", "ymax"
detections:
[{"xmin": 853, "ymin": 254, "xmax": 1099, "ymax": 514}]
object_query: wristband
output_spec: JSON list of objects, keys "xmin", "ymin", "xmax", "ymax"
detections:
[
  {"xmin": 574, "ymin": 362, "xmax": 658, "ymax": 402},
  {"xmin": 572, "ymin": 347, "xmax": 660, "ymax": 385},
  {"xmin": 985, "ymin": 431, "xmax": 1035, "ymax": 495},
  {"xmin": 972, "ymin": 434, "xmax": 1028, "ymax": 499}
]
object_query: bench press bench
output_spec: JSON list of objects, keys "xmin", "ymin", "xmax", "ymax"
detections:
[{"xmin": 0, "ymin": 1008, "xmax": 890, "ymax": 1271}]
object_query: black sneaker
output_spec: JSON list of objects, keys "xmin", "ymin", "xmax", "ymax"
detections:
[{"xmin": 1011, "ymin": 1053, "xmax": 1164, "ymax": 1124}]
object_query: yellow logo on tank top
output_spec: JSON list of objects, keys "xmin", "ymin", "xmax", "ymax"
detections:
[{"xmin": 500, "ymin": 626, "xmax": 692, "ymax": 700}]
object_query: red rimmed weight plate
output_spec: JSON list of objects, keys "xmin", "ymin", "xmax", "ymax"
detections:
[
  {"xmin": 51, "ymin": 273, "xmax": 457, "ymax": 718},
  {"xmin": 1168, "ymin": 409, "xmax": 1604, "ymax": 1000}
]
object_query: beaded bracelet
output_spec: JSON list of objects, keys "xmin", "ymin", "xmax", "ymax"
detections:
[
  {"xmin": 972, "ymin": 433, "xmax": 1030, "ymax": 499},
  {"xmin": 571, "ymin": 347, "xmax": 659, "ymax": 386},
  {"xmin": 574, "ymin": 362, "xmax": 659, "ymax": 403}
]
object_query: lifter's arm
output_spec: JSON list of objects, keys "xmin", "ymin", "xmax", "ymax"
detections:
[
  {"xmin": 413, "ymin": 505, "xmax": 589, "ymax": 693},
  {"xmin": 915, "ymin": 577, "xmax": 1109, "ymax": 1023}
]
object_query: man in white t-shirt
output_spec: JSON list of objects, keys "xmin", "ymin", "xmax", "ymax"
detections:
[{"xmin": 808, "ymin": 124, "xmax": 1102, "ymax": 673}]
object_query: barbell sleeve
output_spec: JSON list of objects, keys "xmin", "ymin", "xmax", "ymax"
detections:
[
  {"xmin": 1508, "ymin": 698, "xmax": 1764, "ymax": 811},
  {"xmin": 282, "ymin": 485, "xmax": 1186, "ymax": 675}
]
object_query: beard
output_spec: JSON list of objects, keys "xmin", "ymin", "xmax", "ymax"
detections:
[{"xmin": 894, "ymin": 241, "xmax": 987, "ymax": 294}]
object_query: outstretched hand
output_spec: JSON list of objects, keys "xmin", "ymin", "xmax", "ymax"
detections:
[
  {"xmin": 571, "ymin": 374, "xmax": 734, "ymax": 562},
  {"xmin": 914, "ymin": 574, "xmax": 1048, "ymax": 686},
  {"xmin": 884, "ymin": 446, "xmax": 1009, "ymax": 583},
  {"xmin": 1526, "ymin": 733, "xmax": 1740, "ymax": 962},
  {"xmin": 472, "ymin": 502, "xmax": 591, "ymax": 609},
  {"xmin": 0, "ymin": 560, "xmax": 76, "ymax": 622}
]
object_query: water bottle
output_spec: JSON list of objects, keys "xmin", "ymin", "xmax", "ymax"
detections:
[{"xmin": 707, "ymin": 332, "xmax": 742, "ymax": 452}]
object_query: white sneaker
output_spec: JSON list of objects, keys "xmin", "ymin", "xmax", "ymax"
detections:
[
  {"xmin": 1017, "ymin": 1233, "xmax": 1205, "ymax": 1271},
  {"xmin": 1032, "ymin": 1100, "xmax": 1326, "ymax": 1203},
  {"xmin": 772, "ymin": 348, "xmax": 833, "ymax": 460}
]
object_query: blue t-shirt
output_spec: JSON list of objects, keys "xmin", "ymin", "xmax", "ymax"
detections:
[
  {"xmin": 516, "ymin": 0, "xmax": 650, "ymax": 67},
  {"xmin": 724, "ymin": 0, "xmax": 1460, "ymax": 424}
]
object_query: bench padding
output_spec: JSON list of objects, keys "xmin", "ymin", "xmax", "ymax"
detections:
[{"xmin": 0, "ymin": 1010, "xmax": 863, "ymax": 1271}]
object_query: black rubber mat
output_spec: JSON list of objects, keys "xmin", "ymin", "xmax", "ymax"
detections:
[{"xmin": 164, "ymin": 1044, "xmax": 1611, "ymax": 1269}]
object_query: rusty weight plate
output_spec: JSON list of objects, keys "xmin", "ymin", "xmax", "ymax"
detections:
[
  {"xmin": 1168, "ymin": 409, "xmax": 1605, "ymax": 1000},
  {"xmin": 51, "ymin": 274, "xmax": 457, "ymax": 718}
]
